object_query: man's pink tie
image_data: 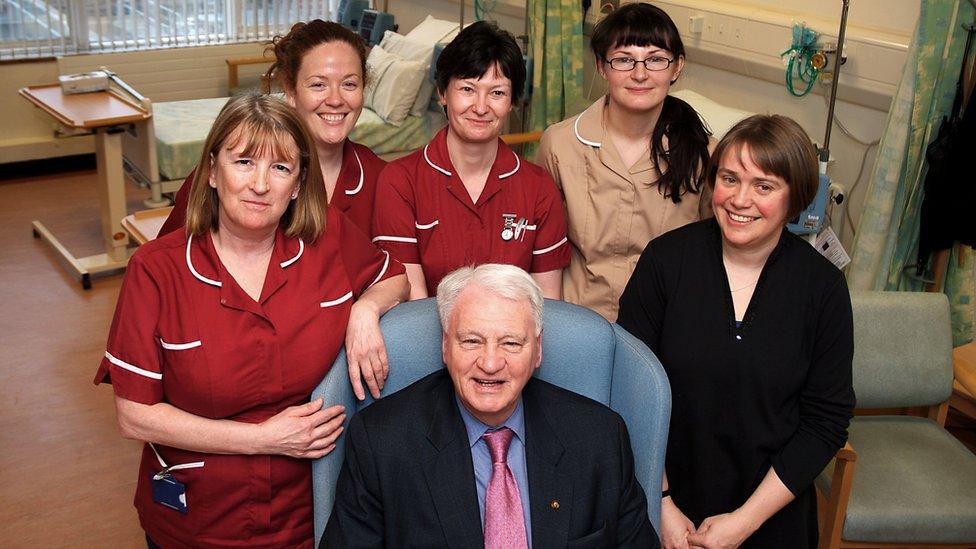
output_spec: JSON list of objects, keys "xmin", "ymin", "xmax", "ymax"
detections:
[{"xmin": 482, "ymin": 427, "xmax": 528, "ymax": 549}]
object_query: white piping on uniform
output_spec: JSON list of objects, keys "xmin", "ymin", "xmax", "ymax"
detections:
[
  {"xmin": 372, "ymin": 235, "xmax": 418, "ymax": 244},
  {"xmin": 423, "ymin": 144, "xmax": 452, "ymax": 176},
  {"xmin": 279, "ymin": 238, "xmax": 305, "ymax": 268},
  {"xmin": 532, "ymin": 237, "xmax": 568, "ymax": 256},
  {"xmin": 321, "ymin": 291, "xmax": 354, "ymax": 308},
  {"xmin": 573, "ymin": 113, "xmax": 601, "ymax": 148},
  {"xmin": 186, "ymin": 235, "xmax": 222, "ymax": 287},
  {"xmin": 159, "ymin": 339, "xmax": 202, "ymax": 351},
  {"xmin": 104, "ymin": 351, "xmax": 162, "ymax": 380},
  {"xmin": 345, "ymin": 149, "xmax": 364, "ymax": 195},
  {"xmin": 415, "ymin": 220, "xmax": 439, "ymax": 230},
  {"xmin": 498, "ymin": 153, "xmax": 521, "ymax": 179},
  {"xmin": 368, "ymin": 250, "xmax": 391, "ymax": 288}
]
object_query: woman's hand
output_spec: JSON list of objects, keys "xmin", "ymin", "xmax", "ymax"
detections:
[
  {"xmin": 661, "ymin": 496, "xmax": 696, "ymax": 549},
  {"xmin": 686, "ymin": 511, "xmax": 756, "ymax": 549},
  {"xmin": 257, "ymin": 398, "xmax": 346, "ymax": 459},
  {"xmin": 346, "ymin": 299, "xmax": 389, "ymax": 400}
]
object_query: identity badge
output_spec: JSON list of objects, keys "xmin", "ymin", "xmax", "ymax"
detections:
[{"xmin": 151, "ymin": 472, "xmax": 188, "ymax": 514}]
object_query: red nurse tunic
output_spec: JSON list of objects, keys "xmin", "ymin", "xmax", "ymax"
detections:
[
  {"xmin": 94, "ymin": 209, "xmax": 403, "ymax": 548},
  {"xmin": 158, "ymin": 139, "xmax": 384, "ymax": 237},
  {"xmin": 371, "ymin": 128, "xmax": 570, "ymax": 295}
]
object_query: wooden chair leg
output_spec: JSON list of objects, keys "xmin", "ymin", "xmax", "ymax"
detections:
[{"xmin": 818, "ymin": 443, "xmax": 857, "ymax": 549}]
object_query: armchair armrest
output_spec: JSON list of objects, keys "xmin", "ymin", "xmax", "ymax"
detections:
[{"xmin": 818, "ymin": 442, "xmax": 857, "ymax": 549}]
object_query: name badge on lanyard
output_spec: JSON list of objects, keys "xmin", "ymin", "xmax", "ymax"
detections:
[
  {"xmin": 148, "ymin": 442, "xmax": 204, "ymax": 514},
  {"xmin": 152, "ymin": 471, "xmax": 188, "ymax": 514}
]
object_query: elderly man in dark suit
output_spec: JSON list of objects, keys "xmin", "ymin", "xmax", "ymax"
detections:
[{"xmin": 321, "ymin": 264, "xmax": 657, "ymax": 548}]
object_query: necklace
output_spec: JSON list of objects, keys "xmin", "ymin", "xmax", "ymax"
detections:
[{"xmin": 730, "ymin": 279, "xmax": 758, "ymax": 293}]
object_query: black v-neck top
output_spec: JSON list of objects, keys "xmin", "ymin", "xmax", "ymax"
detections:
[{"xmin": 618, "ymin": 218, "xmax": 854, "ymax": 547}]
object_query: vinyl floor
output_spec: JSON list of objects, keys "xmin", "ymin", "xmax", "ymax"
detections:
[{"xmin": 0, "ymin": 168, "xmax": 146, "ymax": 548}]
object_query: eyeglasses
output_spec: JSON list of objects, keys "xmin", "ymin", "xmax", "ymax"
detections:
[{"xmin": 605, "ymin": 55, "xmax": 675, "ymax": 72}]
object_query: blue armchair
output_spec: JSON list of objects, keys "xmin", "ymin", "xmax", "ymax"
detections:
[{"xmin": 311, "ymin": 298, "xmax": 671, "ymax": 542}]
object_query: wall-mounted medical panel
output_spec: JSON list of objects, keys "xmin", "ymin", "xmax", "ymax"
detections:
[{"xmin": 653, "ymin": 0, "xmax": 914, "ymax": 111}]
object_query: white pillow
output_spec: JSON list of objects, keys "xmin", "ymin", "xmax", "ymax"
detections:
[
  {"xmin": 380, "ymin": 31, "xmax": 438, "ymax": 117},
  {"xmin": 670, "ymin": 89, "xmax": 754, "ymax": 140},
  {"xmin": 405, "ymin": 15, "xmax": 460, "ymax": 45},
  {"xmin": 365, "ymin": 45, "xmax": 426, "ymax": 127}
]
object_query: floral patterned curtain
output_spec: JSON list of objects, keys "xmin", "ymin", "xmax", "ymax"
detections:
[
  {"xmin": 527, "ymin": 0, "xmax": 587, "ymax": 152},
  {"xmin": 848, "ymin": 0, "xmax": 975, "ymax": 345}
]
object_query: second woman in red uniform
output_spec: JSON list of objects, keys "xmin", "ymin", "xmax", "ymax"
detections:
[
  {"xmin": 371, "ymin": 21, "xmax": 570, "ymax": 299},
  {"xmin": 160, "ymin": 19, "xmax": 384, "ymax": 236}
]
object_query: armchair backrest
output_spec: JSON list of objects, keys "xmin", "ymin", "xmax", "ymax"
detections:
[
  {"xmin": 311, "ymin": 298, "xmax": 671, "ymax": 541},
  {"xmin": 850, "ymin": 290, "xmax": 953, "ymax": 409}
]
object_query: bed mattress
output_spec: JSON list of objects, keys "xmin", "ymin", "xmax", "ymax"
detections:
[{"xmin": 152, "ymin": 97, "xmax": 447, "ymax": 181}]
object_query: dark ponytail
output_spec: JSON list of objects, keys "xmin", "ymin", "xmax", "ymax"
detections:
[{"xmin": 652, "ymin": 95, "xmax": 711, "ymax": 202}]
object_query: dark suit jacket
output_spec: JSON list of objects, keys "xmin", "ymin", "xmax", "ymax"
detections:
[{"xmin": 321, "ymin": 369, "xmax": 657, "ymax": 548}]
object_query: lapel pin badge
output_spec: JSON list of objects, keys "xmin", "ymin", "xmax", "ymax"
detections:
[
  {"xmin": 550, "ymin": 500, "xmax": 560, "ymax": 510},
  {"xmin": 501, "ymin": 213, "xmax": 516, "ymax": 241}
]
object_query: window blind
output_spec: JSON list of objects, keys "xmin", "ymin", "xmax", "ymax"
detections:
[{"xmin": 1, "ymin": 0, "xmax": 333, "ymax": 60}]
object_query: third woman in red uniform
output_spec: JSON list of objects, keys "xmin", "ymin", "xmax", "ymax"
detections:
[{"xmin": 371, "ymin": 21, "xmax": 570, "ymax": 299}]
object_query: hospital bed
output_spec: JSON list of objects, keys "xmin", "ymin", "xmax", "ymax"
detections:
[{"xmin": 117, "ymin": 67, "xmax": 448, "ymax": 207}]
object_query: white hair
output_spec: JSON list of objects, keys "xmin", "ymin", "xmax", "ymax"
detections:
[{"xmin": 436, "ymin": 264, "xmax": 543, "ymax": 336}]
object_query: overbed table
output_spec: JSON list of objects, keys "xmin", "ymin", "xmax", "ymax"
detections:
[{"xmin": 19, "ymin": 84, "xmax": 151, "ymax": 289}]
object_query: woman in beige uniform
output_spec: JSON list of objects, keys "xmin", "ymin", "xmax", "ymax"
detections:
[{"xmin": 537, "ymin": 3, "xmax": 711, "ymax": 321}]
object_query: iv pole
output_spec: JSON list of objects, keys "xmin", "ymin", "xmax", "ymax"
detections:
[{"xmin": 819, "ymin": 0, "xmax": 851, "ymax": 171}]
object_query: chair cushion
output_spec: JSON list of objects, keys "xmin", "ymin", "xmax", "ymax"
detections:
[
  {"xmin": 849, "ymin": 291, "xmax": 953, "ymax": 408},
  {"xmin": 817, "ymin": 416, "xmax": 976, "ymax": 543}
]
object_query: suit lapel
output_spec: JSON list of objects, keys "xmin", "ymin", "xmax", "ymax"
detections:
[
  {"xmin": 524, "ymin": 380, "xmax": 574, "ymax": 546},
  {"xmin": 423, "ymin": 374, "xmax": 485, "ymax": 549}
]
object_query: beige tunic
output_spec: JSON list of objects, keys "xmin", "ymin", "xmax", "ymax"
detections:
[{"xmin": 537, "ymin": 97, "xmax": 711, "ymax": 322}]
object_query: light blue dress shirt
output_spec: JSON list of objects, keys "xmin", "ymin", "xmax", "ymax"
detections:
[{"xmin": 456, "ymin": 396, "xmax": 532, "ymax": 547}]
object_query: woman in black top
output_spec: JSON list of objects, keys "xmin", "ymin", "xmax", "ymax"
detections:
[{"xmin": 618, "ymin": 115, "xmax": 854, "ymax": 548}]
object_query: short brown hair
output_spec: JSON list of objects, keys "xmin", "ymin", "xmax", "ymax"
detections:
[
  {"xmin": 266, "ymin": 19, "xmax": 368, "ymax": 93},
  {"xmin": 185, "ymin": 94, "xmax": 328, "ymax": 241},
  {"xmin": 434, "ymin": 21, "xmax": 526, "ymax": 104},
  {"xmin": 707, "ymin": 114, "xmax": 818, "ymax": 220}
]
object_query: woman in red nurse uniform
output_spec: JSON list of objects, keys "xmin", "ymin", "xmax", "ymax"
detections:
[
  {"xmin": 371, "ymin": 21, "xmax": 570, "ymax": 299},
  {"xmin": 95, "ymin": 94, "xmax": 407, "ymax": 548},
  {"xmin": 159, "ymin": 19, "xmax": 384, "ymax": 237}
]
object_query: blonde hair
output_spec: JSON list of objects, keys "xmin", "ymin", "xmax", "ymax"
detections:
[{"xmin": 185, "ymin": 94, "xmax": 327, "ymax": 241}]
